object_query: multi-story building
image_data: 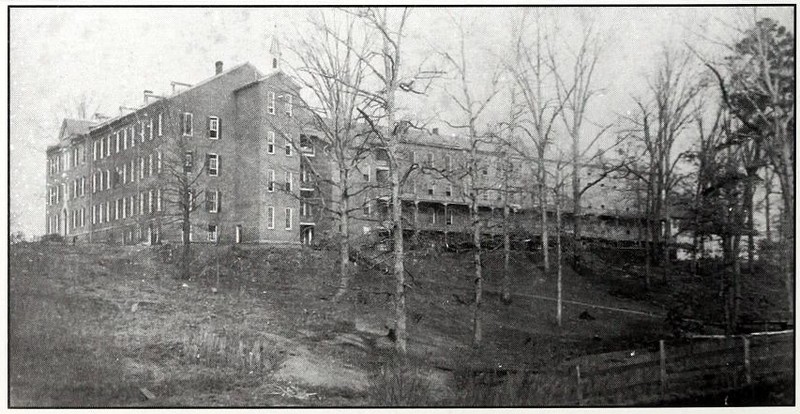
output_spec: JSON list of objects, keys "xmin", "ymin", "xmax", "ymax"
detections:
[{"xmin": 45, "ymin": 46, "xmax": 643, "ymax": 247}]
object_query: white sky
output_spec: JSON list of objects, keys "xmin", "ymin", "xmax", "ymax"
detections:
[{"xmin": 9, "ymin": 6, "xmax": 794, "ymax": 237}]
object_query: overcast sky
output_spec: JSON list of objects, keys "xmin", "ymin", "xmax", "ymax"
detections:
[{"xmin": 9, "ymin": 6, "xmax": 793, "ymax": 237}]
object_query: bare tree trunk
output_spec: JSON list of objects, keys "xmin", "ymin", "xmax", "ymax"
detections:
[
  {"xmin": 472, "ymin": 198, "xmax": 483, "ymax": 346},
  {"xmin": 732, "ymin": 235, "xmax": 742, "ymax": 332},
  {"xmin": 333, "ymin": 186, "xmax": 350, "ymax": 301},
  {"xmin": 556, "ymin": 170, "xmax": 563, "ymax": 327},
  {"xmin": 181, "ymin": 186, "xmax": 191, "ymax": 280},
  {"xmin": 540, "ymin": 161, "xmax": 549, "ymax": 273},
  {"xmin": 747, "ymin": 190, "xmax": 754, "ymax": 274},
  {"xmin": 502, "ymin": 201, "xmax": 511, "ymax": 304},
  {"xmin": 764, "ymin": 170, "xmax": 772, "ymax": 242}
]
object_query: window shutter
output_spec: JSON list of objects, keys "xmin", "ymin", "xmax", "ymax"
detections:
[
  {"xmin": 218, "ymin": 155, "xmax": 222, "ymax": 176},
  {"xmin": 205, "ymin": 190, "xmax": 212, "ymax": 212},
  {"xmin": 217, "ymin": 191, "xmax": 222, "ymax": 213},
  {"xmin": 206, "ymin": 154, "xmax": 211, "ymax": 174},
  {"xmin": 218, "ymin": 118, "xmax": 222, "ymax": 140}
]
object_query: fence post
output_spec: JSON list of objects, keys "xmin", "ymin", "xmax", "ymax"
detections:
[
  {"xmin": 743, "ymin": 336, "xmax": 751, "ymax": 385},
  {"xmin": 575, "ymin": 365, "xmax": 583, "ymax": 406},
  {"xmin": 659, "ymin": 340, "xmax": 667, "ymax": 399}
]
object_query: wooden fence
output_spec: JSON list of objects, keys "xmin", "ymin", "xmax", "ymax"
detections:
[
  {"xmin": 573, "ymin": 330, "xmax": 794, "ymax": 405},
  {"xmin": 460, "ymin": 330, "xmax": 793, "ymax": 406}
]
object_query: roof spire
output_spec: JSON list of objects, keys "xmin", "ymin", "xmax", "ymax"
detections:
[{"xmin": 269, "ymin": 24, "xmax": 281, "ymax": 70}]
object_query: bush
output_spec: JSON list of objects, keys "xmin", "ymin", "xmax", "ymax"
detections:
[
  {"xmin": 41, "ymin": 233, "xmax": 65, "ymax": 243},
  {"xmin": 368, "ymin": 357, "xmax": 435, "ymax": 406}
]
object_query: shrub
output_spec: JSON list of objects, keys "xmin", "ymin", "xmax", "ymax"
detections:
[{"xmin": 368, "ymin": 357, "xmax": 434, "ymax": 406}]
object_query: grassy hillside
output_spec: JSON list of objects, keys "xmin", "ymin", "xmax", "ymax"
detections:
[{"xmin": 8, "ymin": 242, "xmax": 723, "ymax": 407}]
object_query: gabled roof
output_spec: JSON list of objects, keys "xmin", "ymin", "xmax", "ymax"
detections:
[
  {"xmin": 233, "ymin": 69, "xmax": 302, "ymax": 94},
  {"xmin": 59, "ymin": 118, "xmax": 95, "ymax": 140}
]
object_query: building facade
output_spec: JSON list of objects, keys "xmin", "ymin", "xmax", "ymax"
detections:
[{"xmin": 45, "ymin": 57, "xmax": 644, "ymax": 248}]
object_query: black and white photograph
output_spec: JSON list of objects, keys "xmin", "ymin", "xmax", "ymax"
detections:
[{"xmin": 7, "ymin": 4, "xmax": 796, "ymax": 408}]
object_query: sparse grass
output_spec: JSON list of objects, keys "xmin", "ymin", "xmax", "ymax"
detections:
[
  {"xmin": 10, "ymin": 241, "xmax": 786, "ymax": 407},
  {"xmin": 367, "ymin": 356, "xmax": 437, "ymax": 406}
]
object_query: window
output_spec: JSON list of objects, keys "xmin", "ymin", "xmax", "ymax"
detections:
[
  {"xmin": 285, "ymin": 171, "xmax": 292, "ymax": 192},
  {"xmin": 115, "ymin": 132, "xmax": 120, "ymax": 153},
  {"xmin": 285, "ymin": 208, "xmax": 293, "ymax": 230},
  {"xmin": 285, "ymin": 95, "xmax": 293, "ymax": 117},
  {"xmin": 431, "ymin": 208, "xmax": 437, "ymax": 224},
  {"xmin": 207, "ymin": 153, "xmax": 219, "ymax": 176},
  {"xmin": 445, "ymin": 155, "xmax": 452, "ymax": 170},
  {"xmin": 122, "ymin": 164, "xmax": 127, "ymax": 184},
  {"xmin": 106, "ymin": 135, "xmax": 111, "ymax": 157},
  {"xmin": 130, "ymin": 159, "xmax": 136, "ymax": 182},
  {"xmin": 267, "ymin": 169, "xmax": 275, "ymax": 192},
  {"xmin": 181, "ymin": 112, "xmax": 193, "ymax": 136},
  {"xmin": 208, "ymin": 116, "xmax": 219, "ymax": 139},
  {"xmin": 267, "ymin": 132, "xmax": 275, "ymax": 154},
  {"xmin": 446, "ymin": 185, "xmax": 452, "ymax": 197},
  {"xmin": 300, "ymin": 135, "xmax": 314, "ymax": 155},
  {"xmin": 301, "ymin": 201, "xmax": 310, "ymax": 217},
  {"xmin": 130, "ymin": 126, "xmax": 136, "ymax": 148},
  {"xmin": 411, "ymin": 151, "xmax": 417, "ymax": 165},
  {"xmin": 115, "ymin": 199, "xmax": 120, "ymax": 220},
  {"xmin": 362, "ymin": 166, "xmax": 370, "ymax": 182},
  {"xmin": 140, "ymin": 157, "xmax": 145, "ymax": 179},
  {"xmin": 105, "ymin": 170, "xmax": 111, "ymax": 190},
  {"xmin": 428, "ymin": 184, "xmax": 434, "ymax": 196},
  {"xmin": 156, "ymin": 151, "xmax": 162, "ymax": 174},
  {"xmin": 268, "ymin": 92, "xmax": 276, "ymax": 115},
  {"xmin": 156, "ymin": 189, "xmax": 162, "ymax": 212},
  {"xmin": 148, "ymin": 190, "xmax": 154, "ymax": 213},
  {"xmin": 376, "ymin": 168, "xmax": 389, "ymax": 185},
  {"xmin": 148, "ymin": 154, "xmax": 154, "ymax": 176},
  {"xmin": 122, "ymin": 198, "xmax": 127, "ymax": 219},
  {"xmin": 99, "ymin": 138, "xmax": 104, "ymax": 159},
  {"xmin": 140, "ymin": 121, "xmax": 145, "ymax": 142},
  {"xmin": 426, "ymin": 153, "xmax": 434, "ymax": 168},
  {"xmin": 140, "ymin": 192, "xmax": 145, "ymax": 216},
  {"xmin": 105, "ymin": 201, "xmax": 111, "ymax": 223},
  {"xmin": 267, "ymin": 206, "xmax": 275, "ymax": 229},
  {"xmin": 148, "ymin": 119, "xmax": 154, "ymax": 140},
  {"xmin": 184, "ymin": 151, "xmax": 194, "ymax": 172},
  {"xmin": 446, "ymin": 211, "xmax": 454, "ymax": 226},
  {"xmin": 80, "ymin": 177, "xmax": 85, "ymax": 196},
  {"xmin": 123, "ymin": 129, "xmax": 128, "ymax": 150},
  {"xmin": 375, "ymin": 148, "xmax": 389, "ymax": 162},
  {"xmin": 157, "ymin": 113, "xmax": 163, "ymax": 136},
  {"xmin": 285, "ymin": 139, "xmax": 293, "ymax": 156},
  {"xmin": 300, "ymin": 163, "xmax": 311, "ymax": 185},
  {"xmin": 208, "ymin": 225, "xmax": 218, "ymax": 242},
  {"xmin": 207, "ymin": 190, "xmax": 219, "ymax": 213},
  {"xmin": 92, "ymin": 173, "xmax": 97, "ymax": 193}
]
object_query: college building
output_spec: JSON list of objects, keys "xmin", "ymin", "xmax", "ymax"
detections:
[{"xmin": 45, "ymin": 42, "xmax": 646, "ymax": 248}]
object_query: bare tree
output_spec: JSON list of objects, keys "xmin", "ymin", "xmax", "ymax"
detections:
[
  {"xmin": 282, "ymin": 10, "xmax": 378, "ymax": 302},
  {"xmin": 437, "ymin": 14, "xmax": 502, "ymax": 346},
  {"xmin": 547, "ymin": 12, "xmax": 617, "ymax": 262},
  {"xmin": 158, "ymin": 110, "xmax": 209, "ymax": 280},
  {"xmin": 624, "ymin": 47, "xmax": 705, "ymax": 285},
  {"xmin": 506, "ymin": 9, "xmax": 569, "ymax": 274},
  {"xmin": 344, "ymin": 7, "xmax": 440, "ymax": 353}
]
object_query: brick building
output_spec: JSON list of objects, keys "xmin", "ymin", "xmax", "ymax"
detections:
[{"xmin": 45, "ymin": 48, "xmax": 644, "ymax": 247}]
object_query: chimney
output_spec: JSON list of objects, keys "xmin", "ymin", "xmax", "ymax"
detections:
[
  {"xmin": 215, "ymin": 61, "xmax": 224, "ymax": 75},
  {"xmin": 143, "ymin": 90, "xmax": 153, "ymax": 105},
  {"xmin": 432, "ymin": 127, "xmax": 439, "ymax": 135}
]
